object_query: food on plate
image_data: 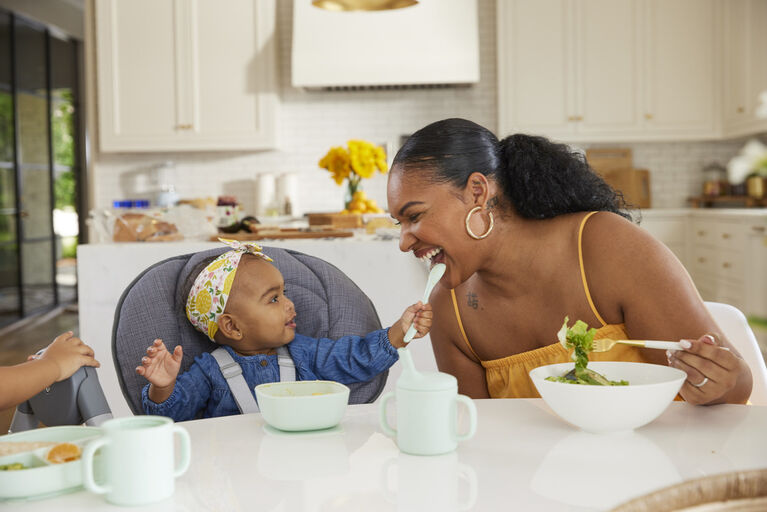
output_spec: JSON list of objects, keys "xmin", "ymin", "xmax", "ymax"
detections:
[
  {"xmin": 0, "ymin": 462, "xmax": 26, "ymax": 470},
  {"xmin": 0, "ymin": 441, "xmax": 56, "ymax": 457},
  {"xmin": 46, "ymin": 442, "xmax": 82, "ymax": 464},
  {"xmin": 545, "ymin": 317, "xmax": 629, "ymax": 386}
]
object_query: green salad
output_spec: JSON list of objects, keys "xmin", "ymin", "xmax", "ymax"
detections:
[
  {"xmin": 545, "ymin": 317, "xmax": 629, "ymax": 386},
  {"xmin": 0, "ymin": 462, "xmax": 26, "ymax": 471}
]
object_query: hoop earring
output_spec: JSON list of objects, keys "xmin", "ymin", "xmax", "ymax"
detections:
[{"xmin": 465, "ymin": 206, "xmax": 494, "ymax": 240}]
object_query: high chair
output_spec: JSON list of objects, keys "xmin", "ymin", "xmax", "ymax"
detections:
[{"xmin": 111, "ymin": 246, "xmax": 389, "ymax": 415}]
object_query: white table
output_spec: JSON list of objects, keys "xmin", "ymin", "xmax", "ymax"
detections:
[
  {"xmin": 9, "ymin": 400, "xmax": 767, "ymax": 511},
  {"xmin": 77, "ymin": 238, "xmax": 435, "ymax": 417}
]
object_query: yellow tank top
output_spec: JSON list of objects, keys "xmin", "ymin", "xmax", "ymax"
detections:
[{"xmin": 450, "ymin": 211, "xmax": 652, "ymax": 398}]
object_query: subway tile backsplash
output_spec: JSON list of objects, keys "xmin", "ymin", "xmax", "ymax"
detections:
[{"xmin": 91, "ymin": 0, "xmax": 749, "ymax": 216}]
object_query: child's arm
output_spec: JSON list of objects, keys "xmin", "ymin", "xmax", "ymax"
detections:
[
  {"xmin": 291, "ymin": 302, "xmax": 433, "ymax": 384},
  {"xmin": 0, "ymin": 331, "xmax": 100, "ymax": 410},
  {"xmin": 135, "ymin": 338, "xmax": 183, "ymax": 403},
  {"xmin": 388, "ymin": 301, "xmax": 433, "ymax": 348}
]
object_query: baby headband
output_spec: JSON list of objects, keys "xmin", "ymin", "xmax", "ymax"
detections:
[{"xmin": 186, "ymin": 238, "xmax": 273, "ymax": 341}]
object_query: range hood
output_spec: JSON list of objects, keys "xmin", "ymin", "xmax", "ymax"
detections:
[{"xmin": 291, "ymin": 0, "xmax": 479, "ymax": 89}]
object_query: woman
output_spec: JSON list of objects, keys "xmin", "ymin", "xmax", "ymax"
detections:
[{"xmin": 387, "ymin": 118, "xmax": 752, "ymax": 404}]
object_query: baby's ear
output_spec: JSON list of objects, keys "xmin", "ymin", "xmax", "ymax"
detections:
[{"xmin": 217, "ymin": 314, "xmax": 242, "ymax": 341}]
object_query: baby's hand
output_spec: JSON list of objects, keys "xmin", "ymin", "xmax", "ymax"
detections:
[
  {"xmin": 389, "ymin": 302, "xmax": 434, "ymax": 348},
  {"xmin": 39, "ymin": 331, "xmax": 100, "ymax": 382},
  {"xmin": 135, "ymin": 339, "xmax": 183, "ymax": 389}
]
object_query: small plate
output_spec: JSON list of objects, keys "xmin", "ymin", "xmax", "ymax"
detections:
[{"xmin": 0, "ymin": 426, "xmax": 101, "ymax": 501}]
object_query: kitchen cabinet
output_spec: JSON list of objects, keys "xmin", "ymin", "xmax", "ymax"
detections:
[
  {"xmin": 636, "ymin": 210, "xmax": 689, "ymax": 267},
  {"xmin": 498, "ymin": 0, "xmax": 718, "ymax": 142},
  {"xmin": 95, "ymin": 0, "xmax": 277, "ymax": 152},
  {"xmin": 640, "ymin": 210, "xmax": 767, "ymax": 323},
  {"xmin": 722, "ymin": 0, "xmax": 767, "ymax": 138}
]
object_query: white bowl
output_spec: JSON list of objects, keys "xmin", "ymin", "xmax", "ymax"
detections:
[
  {"xmin": 254, "ymin": 380, "xmax": 350, "ymax": 432},
  {"xmin": 529, "ymin": 362, "xmax": 686, "ymax": 434}
]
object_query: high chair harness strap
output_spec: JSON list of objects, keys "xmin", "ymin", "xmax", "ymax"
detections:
[{"xmin": 211, "ymin": 346, "xmax": 296, "ymax": 415}]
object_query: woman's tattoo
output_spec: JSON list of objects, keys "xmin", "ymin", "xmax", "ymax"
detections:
[
  {"xmin": 467, "ymin": 292, "xmax": 479, "ymax": 309},
  {"xmin": 486, "ymin": 196, "xmax": 498, "ymax": 210}
]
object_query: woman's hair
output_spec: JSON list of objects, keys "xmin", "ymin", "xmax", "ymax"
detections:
[{"xmin": 392, "ymin": 118, "xmax": 631, "ymax": 220}]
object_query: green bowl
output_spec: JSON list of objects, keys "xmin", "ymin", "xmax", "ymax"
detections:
[
  {"xmin": 255, "ymin": 380, "xmax": 350, "ymax": 432},
  {"xmin": 0, "ymin": 426, "xmax": 101, "ymax": 501}
]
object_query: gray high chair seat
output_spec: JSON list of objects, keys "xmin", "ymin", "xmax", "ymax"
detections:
[{"xmin": 113, "ymin": 246, "xmax": 388, "ymax": 415}]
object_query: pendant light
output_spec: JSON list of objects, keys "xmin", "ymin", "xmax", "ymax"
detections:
[{"xmin": 311, "ymin": 0, "xmax": 418, "ymax": 12}]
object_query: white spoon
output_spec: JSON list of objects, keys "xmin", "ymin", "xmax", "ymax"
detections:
[{"xmin": 402, "ymin": 263, "xmax": 446, "ymax": 344}]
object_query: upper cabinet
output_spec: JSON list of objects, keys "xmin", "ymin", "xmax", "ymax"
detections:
[
  {"xmin": 498, "ymin": 0, "xmax": 761, "ymax": 142},
  {"xmin": 94, "ymin": 0, "xmax": 277, "ymax": 152},
  {"xmin": 722, "ymin": 0, "xmax": 767, "ymax": 137}
]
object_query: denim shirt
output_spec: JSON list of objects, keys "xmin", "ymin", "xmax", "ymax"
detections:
[{"xmin": 141, "ymin": 330, "xmax": 398, "ymax": 422}]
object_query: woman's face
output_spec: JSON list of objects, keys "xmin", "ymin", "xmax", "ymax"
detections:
[{"xmin": 387, "ymin": 166, "xmax": 480, "ymax": 289}]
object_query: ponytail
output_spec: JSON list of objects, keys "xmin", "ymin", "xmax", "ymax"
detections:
[{"xmin": 498, "ymin": 134, "xmax": 631, "ymax": 220}]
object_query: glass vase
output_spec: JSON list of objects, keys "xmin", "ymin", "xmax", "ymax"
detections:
[{"xmin": 344, "ymin": 176, "xmax": 362, "ymax": 211}]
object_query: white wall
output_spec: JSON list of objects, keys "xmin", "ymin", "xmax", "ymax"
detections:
[{"xmin": 88, "ymin": 0, "xmax": 748, "ymax": 215}]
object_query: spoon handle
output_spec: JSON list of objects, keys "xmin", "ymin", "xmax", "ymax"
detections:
[{"xmin": 403, "ymin": 263, "xmax": 446, "ymax": 344}]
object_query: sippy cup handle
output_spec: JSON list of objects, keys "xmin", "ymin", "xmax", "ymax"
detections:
[
  {"xmin": 379, "ymin": 392, "xmax": 397, "ymax": 437},
  {"xmin": 455, "ymin": 395, "xmax": 477, "ymax": 442}
]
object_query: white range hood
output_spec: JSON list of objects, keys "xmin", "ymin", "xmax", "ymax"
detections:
[{"xmin": 291, "ymin": 0, "xmax": 479, "ymax": 89}]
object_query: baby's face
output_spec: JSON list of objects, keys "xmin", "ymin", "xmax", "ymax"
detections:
[{"xmin": 224, "ymin": 256, "xmax": 296, "ymax": 351}]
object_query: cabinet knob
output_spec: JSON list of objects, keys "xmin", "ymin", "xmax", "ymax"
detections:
[
  {"xmin": 753, "ymin": 226, "xmax": 766, "ymax": 233},
  {"xmin": 737, "ymin": 107, "xmax": 745, "ymax": 113},
  {"xmin": 176, "ymin": 124, "xmax": 193, "ymax": 130},
  {"xmin": 697, "ymin": 257, "xmax": 706, "ymax": 263},
  {"xmin": 645, "ymin": 113, "xmax": 653, "ymax": 120},
  {"xmin": 567, "ymin": 116, "xmax": 577, "ymax": 122},
  {"xmin": 721, "ymin": 233, "xmax": 731, "ymax": 239},
  {"xmin": 722, "ymin": 262, "xmax": 731, "ymax": 269},
  {"xmin": 697, "ymin": 230, "xmax": 706, "ymax": 237},
  {"xmin": 575, "ymin": 115, "xmax": 583, "ymax": 121}
]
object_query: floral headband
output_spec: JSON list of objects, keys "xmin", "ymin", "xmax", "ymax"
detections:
[{"xmin": 186, "ymin": 238, "xmax": 273, "ymax": 342}]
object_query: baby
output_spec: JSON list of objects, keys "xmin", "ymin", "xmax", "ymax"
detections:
[{"xmin": 137, "ymin": 240, "xmax": 432, "ymax": 421}]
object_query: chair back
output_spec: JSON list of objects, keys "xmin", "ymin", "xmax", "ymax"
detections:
[
  {"xmin": 112, "ymin": 246, "xmax": 388, "ymax": 415},
  {"xmin": 705, "ymin": 301, "xmax": 767, "ymax": 405}
]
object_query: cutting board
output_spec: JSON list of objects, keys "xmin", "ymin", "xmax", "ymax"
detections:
[{"xmin": 212, "ymin": 228, "xmax": 354, "ymax": 241}]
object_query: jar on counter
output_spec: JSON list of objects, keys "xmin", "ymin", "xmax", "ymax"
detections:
[{"xmin": 702, "ymin": 162, "xmax": 729, "ymax": 197}]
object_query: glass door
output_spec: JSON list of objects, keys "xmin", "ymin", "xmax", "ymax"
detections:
[
  {"xmin": 15, "ymin": 17, "xmax": 56, "ymax": 317},
  {"xmin": 0, "ymin": 11, "xmax": 19, "ymax": 327}
]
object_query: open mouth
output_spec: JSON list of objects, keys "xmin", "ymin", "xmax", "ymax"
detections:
[
  {"xmin": 285, "ymin": 315, "xmax": 297, "ymax": 329},
  {"xmin": 416, "ymin": 247, "xmax": 444, "ymax": 267}
]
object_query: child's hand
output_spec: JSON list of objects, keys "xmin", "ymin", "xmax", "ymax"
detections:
[
  {"xmin": 389, "ymin": 302, "xmax": 433, "ymax": 348},
  {"xmin": 135, "ymin": 339, "xmax": 183, "ymax": 390},
  {"xmin": 39, "ymin": 331, "xmax": 100, "ymax": 382}
]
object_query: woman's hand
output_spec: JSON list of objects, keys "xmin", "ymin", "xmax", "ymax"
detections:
[
  {"xmin": 136, "ymin": 339, "xmax": 183, "ymax": 403},
  {"xmin": 667, "ymin": 334, "xmax": 749, "ymax": 404}
]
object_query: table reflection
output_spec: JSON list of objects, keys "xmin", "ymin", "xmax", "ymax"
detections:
[{"xmin": 531, "ymin": 430, "xmax": 681, "ymax": 510}]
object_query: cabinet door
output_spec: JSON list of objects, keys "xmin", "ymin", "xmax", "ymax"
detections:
[
  {"xmin": 722, "ymin": 0, "xmax": 749, "ymax": 131},
  {"xmin": 497, "ymin": 0, "xmax": 576, "ymax": 138},
  {"xmin": 643, "ymin": 0, "xmax": 717, "ymax": 138},
  {"xmin": 96, "ymin": 0, "xmax": 179, "ymax": 151},
  {"xmin": 575, "ymin": 0, "xmax": 643, "ymax": 137},
  {"xmin": 722, "ymin": 0, "xmax": 767, "ymax": 137},
  {"xmin": 191, "ymin": 0, "xmax": 276, "ymax": 150},
  {"xmin": 96, "ymin": 0, "xmax": 276, "ymax": 152}
]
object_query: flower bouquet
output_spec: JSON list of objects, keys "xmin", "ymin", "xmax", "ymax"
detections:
[{"xmin": 318, "ymin": 140, "xmax": 387, "ymax": 214}]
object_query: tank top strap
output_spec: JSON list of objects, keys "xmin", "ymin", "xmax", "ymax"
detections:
[
  {"xmin": 449, "ymin": 289, "xmax": 482, "ymax": 362},
  {"xmin": 578, "ymin": 211, "xmax": 607, "ymax": 327}
]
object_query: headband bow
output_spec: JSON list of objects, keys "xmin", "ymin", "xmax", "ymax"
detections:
[{"xmin": 186, "ymin": 238, "xmax": 273, "ymax": 341}]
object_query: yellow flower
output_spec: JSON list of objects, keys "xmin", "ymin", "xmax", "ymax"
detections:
[
  {"xmin": 196, "ymin": 289, "xmax": 212, "ymax": 315},
  {"xmin": 319, "ymin": 146, "xmax": 352, "ymax": 186},
  {"xmin": 222, "ymin": 270, "xmax": 236, "ymax": 296},
  {"xmin": 319, "ymin": 140, "xmax": 388, "ymax": 192}
]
